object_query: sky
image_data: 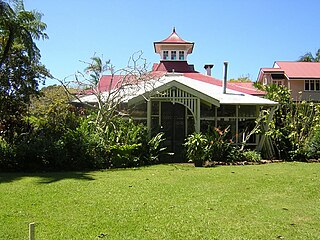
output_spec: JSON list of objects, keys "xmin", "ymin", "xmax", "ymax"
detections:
[{"xmin": 23, "ymin": 0, "xmax": 320, "ymax": 86}]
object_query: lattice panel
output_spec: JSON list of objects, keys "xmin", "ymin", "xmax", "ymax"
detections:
[{"xmin": 152, "ymin": 87, "xmax": 198, "ymax": 119}]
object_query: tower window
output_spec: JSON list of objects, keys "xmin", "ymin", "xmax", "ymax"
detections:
[
  {"xmin": 163, "ymin": 51, "xmax": 169, "ymax": 60},
  {"xmin": 171, "ymin": 51, "xmax": 176, "ymax": 60},
  {"xmin": 179, "ymin": 51, "xmax": 184, "ymax": 60}
]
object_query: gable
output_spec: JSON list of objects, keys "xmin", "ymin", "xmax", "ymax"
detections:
[{"xmin": 128, "ymin": 79, "xmax": 220, "ymax": 107}]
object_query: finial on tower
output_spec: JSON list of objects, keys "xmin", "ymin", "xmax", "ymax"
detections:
[{"xmin": 173, "ymin": 27, "xmax": 176, "ymax": 33}]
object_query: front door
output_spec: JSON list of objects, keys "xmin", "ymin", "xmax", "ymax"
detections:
[{"xmin": 161, "ymin": 102, "xmax": 185, "ymax": 162}]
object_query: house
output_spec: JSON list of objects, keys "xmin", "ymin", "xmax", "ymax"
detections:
[
  {"xmin": 79, "ymin": 29, "xmax": 277, "ymax": 159},
  {"xmin": 257, "ymin": 61, "xmax": 320, "ymax": 101}
]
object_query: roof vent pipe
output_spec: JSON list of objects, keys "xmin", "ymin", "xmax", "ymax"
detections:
[
  {"xmin": 204, "ymin": 64, "xmax": 214, "ymax": 76},
  {"xmin": 223, "ymin": 61, "xmax": 228, "ymax": 94}
]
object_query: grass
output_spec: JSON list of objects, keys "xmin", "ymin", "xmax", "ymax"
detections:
[{"xmin": 0, "ymin": 162, "xmax": 320, "ymax": 239}]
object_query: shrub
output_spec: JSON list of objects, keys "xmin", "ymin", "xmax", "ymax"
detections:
[
  {"xmin": 185, "ymin": 128, "xmax": 261, "ymax": 165},
  {"xmin": 306, "ymin": 126, "xmax": 320, "ymax": 159},
  {"xmin": 227, "ymin": 147, "xmax": 245, "ymax": 163},
  {"xmin": 0, "ymin": 137, "xmax": 17, "ymax": 171},
  {"xmin": 243, "ymin": 150, "xmax": 262, "ymax": 162},
  {"xmin": 256, "ymin": 83, "xmax": 320, "ymax": 160},
  {"xmin": 184, "ymin": 132, "xmax": 208, "ymax": 167},
  {"xmin": 205, "ymin": 127, "xmax": 233, "ymax": 162},
  {"xmin": 145, "ymin": 132, "xmax": 166, "ymax": 164}
]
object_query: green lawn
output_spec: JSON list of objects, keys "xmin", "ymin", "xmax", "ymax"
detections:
[{"xmin": 0, "ymin": 163, "xmax": 320, "ymax": 239}]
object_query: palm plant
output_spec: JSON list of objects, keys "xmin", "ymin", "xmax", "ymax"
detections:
[
  {"xmin": 0, "ymin": 0, "xmax": 48, "ymax": 67},
  {"xmin": 298, "ymin": 49, "xmax": 320, "ymax": 62}
]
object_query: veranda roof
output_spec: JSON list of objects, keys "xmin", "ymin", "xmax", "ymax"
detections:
[{"xmin": 127, "ymin": 73, "xmax": 277, "ymax": 106}]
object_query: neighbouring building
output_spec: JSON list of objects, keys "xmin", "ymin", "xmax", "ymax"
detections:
[
  {"xmin": 257, "ymin": 61, "xmax": 320, "ymax": 101},
  {"xmin": 79, "ymin": 29, "xmax": 277, "ymax": 160}
]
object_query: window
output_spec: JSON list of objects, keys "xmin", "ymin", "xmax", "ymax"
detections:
[
  {"xmin": 272, "ymin": 80, "xmax": 283, "ymax": 86},
  {"xmin": 171, "ymin": 51, "xmax": 176, "ymax": 60},
  {"xmin": 263, "ymin": 77, "xmax": 268, "ymax": 85},
  {"xmin": 179, "ymin": 51, "xmax": 184, "ymax": 60},
  {"xmin": 310, "ymin": 80, "xmax": 315, "ymax": 90},
  {"xmin": 305, "ymin": 80, "xmax": 310, "ymax": 91},
  {"xmin": 163, "ymin": 51, "xmax": 168, "ymax": 60},
  {"xmin": 305, "ymin": 80, "xmax": 320, "ymax": 91}
]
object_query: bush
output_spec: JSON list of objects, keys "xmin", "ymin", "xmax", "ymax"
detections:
[
  {"xmin": 184, "ymin": 128, "xmax": 263, "ymax": 165},
  {"xmin": 257, "ymin": 83, "xmax": 320, "ymax": 160},
  {"xmin": 205, "ymin": 128, "xmax": 234, "ymax": 162},
  {"xmin": 306, "ymin": 126, "xmax": 320, "ymax": 159},
  {"xmin": 243, "ymin": 150, "xmax": 262, "ymax": 162},
  {"xmin": 0, "ymin": 138, "xmax": 17, "ymax": 171},
  {"xmin": 184, "ymin": 132, "xmax": 207, "ymax": 167},
  {"xmin": 145, "ymin": 132, "xmax": 166, "ymax": 164}
]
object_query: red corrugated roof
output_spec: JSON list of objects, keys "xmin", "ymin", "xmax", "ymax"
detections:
[
  {"xmin": 158, "ymin": 27, "xmax": 192, "ymax": 44},
  {"xmin": 183, "ymin": 72, "xmax": 264, "ymax": 95},
  {"xmin": 93, "ymin": 71, "xmax": 263, "ymax": 96},
  {"xmin": 92, "ymin": 59, "xmax": 263, "ymax": 97},
  {"xmin": 229, "ymin": 82, "xmax": 265, "ymax": 96},
  {"xmin": 154, "ymin": 28, "xmax": 194, "ymax": 54},
  {"xmin": 90, "ymin": 72, "xmax": 166, "ymax": 93},
  {"xmin": 260, "ymin": 68, "xmax": 285, "ymax": 73},
  {"xmin": 154, "ymin": 61, "xmax": 196, "ymax": 73},
  {"xmin": 275, "ymin": 61, "xmax": 320, "ymax": 79}
]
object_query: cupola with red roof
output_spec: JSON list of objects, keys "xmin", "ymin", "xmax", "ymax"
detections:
[
  {"xmin": 152, "ymin": 28, "xmax": 196, "ymax": 73},
  {"xmin": 154, "ymin": 28, "xmax": 194, "ymax": 61}
]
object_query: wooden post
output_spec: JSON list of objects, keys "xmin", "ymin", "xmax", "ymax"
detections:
[
  {"xmin": 29, "ymin": 222, "xmax": 35, "ymax": 240},
  {"xmin": 147, "ymin": 99, "xmax": 151, "ymax": 137},
  {"xmin": 195, "ymin": 98, "xmax": 200, "ymax": 132}
]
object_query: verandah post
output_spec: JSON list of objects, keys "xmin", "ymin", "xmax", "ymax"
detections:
[{"xmin": 147, "ymin": 99, "xmax": 151, "ymax": 137}]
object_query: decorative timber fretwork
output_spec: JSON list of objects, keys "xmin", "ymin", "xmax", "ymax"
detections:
[{"xmin": 150, "ymin": 86, "xmax": 201, "ymax": 132}]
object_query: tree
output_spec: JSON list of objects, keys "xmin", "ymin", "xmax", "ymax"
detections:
[
  {"xmin": 229, "ymin": 74, "xmax": 252, "ymax": 82},
  {"xmin": 256, "ymin": 83, "xmax": 320, "ymax": 160},
  {"xmin": 0, "ymin": 0, "xmax": 50, "ymax": 141},
  {"xmin": 298, "ymin": 49, "xmax": 320, "ymax": 62},
  {"xmin": 0, "ymin": 0, "xmax": 48, "ymax": 67},
  {"xmin": 60, "ymin": 51, "xmax": 158, "ymax": 131}
]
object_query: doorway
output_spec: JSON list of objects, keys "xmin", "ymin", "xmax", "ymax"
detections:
[{"xmin": 161, "ymin": 102, "xmax": 186, "ymax": 162}]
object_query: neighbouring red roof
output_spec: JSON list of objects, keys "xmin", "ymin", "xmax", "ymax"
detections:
[
  {"xmin": 258, "ymin": 61, "xmax": 320, "ymax": 81},
  {"xmin": 257, "ymin": 67, "xmax": 285, "ymax": 82},
  {"xmin": 260, "ymin": 68, "xmax": 285, "ymax": 73},
  {"xmin": 275, "ymin": 61, "xmax": 320, "ymax": 79}
]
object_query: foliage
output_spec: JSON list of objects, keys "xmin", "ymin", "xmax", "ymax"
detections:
[
  {"xmin": 0, "ymin": 0, "xmax": 48, "ymax": 66},
  {"xmin": 184, "ymin": 132, "xmax": 208, "ymax": 166},
  {"xmin": 243, "ymin": 150, "xmax": 262, "ymax": 162},
  {"xmin": 185, "ymin": 128, "xmax": 248, "ymax": 166},
  {"xmin": 0, "ymin": 84, "xmax": 166, "ymax": 171},
  {"xmin": 0, "ymin": 0, "xmax": 50, "ymax": 142},
  {"xmin": 146, "ymin": 132, "xmax": 166, "ymax": 163},
  {"xmin": 257, "ymin": 83, "xmax": 320, "ymax": 160},
  {"xmin": 305, "ymin": 126, "xmax": 320, "ymax": 159},
  {"xmin": 298, "ymin": 49, "xmax": 320, "ymax": 62},
  {"xmin": 61, "ymin": 52, "xmax": 156, "ymax": 132},
  {"xmin": 229, "ymin": 74, "xmax": 252, "ymax": 82},
  {"xmin": 205, "ymin": 127, "xmax": 236, "ymax": 162}
]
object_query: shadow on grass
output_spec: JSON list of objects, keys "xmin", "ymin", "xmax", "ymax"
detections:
[{"xmin": 0, "ymin": 171, "xmax": 95, "ymax": 184}]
